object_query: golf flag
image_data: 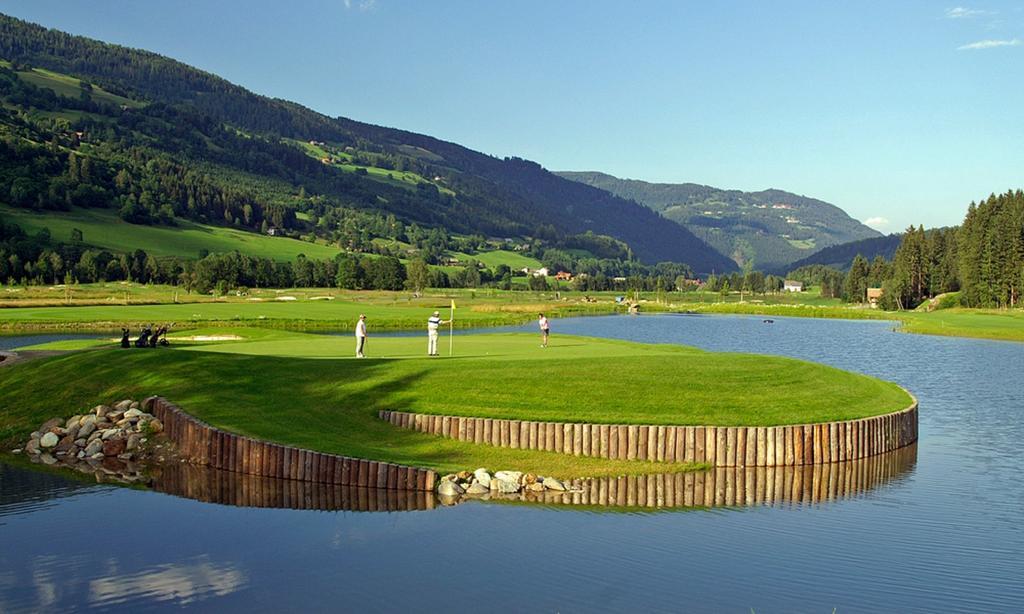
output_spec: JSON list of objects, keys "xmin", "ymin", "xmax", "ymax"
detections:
[{"xmin": 448, "ymin": 299, "xmax": 455, "ymax": 356}]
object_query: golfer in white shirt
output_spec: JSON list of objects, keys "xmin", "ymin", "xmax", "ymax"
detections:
[
  {"xmin": 355, "ymin": 314, "xmax": 367, "ymax": 357},
  {"xmin": 427, "ymin": 310, "xmax": 448, "ymax": 356}
]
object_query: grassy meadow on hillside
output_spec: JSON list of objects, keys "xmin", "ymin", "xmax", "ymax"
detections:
[{"xmin": 1, "ymin": 205, "xmax": 343, "ymax": 261}]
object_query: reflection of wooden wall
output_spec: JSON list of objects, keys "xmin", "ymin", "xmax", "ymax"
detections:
[
  {"xmin": 146, "ymin": 397, "xmax": 437, "ymax": 491},
  {"xmin": 151, "ymin": 445, "xmax": 916, "ymax": 512},
  {"xmin": 152, "ymin": 463, "xmax": 437, "ymax": 511},
  {"xmin": 379, "ymin": 402, "xmax": 918, "ymax": 467},
  {"xmin": 539, "ymin": 444, "xmax": 917, "ymax": 509}
]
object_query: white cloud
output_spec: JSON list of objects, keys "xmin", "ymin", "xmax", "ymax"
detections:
[
  {"xmin": 864, "ymin": 217, "xmax": 890, "ymax": 231},
  {"xmin": 957, "ymin": 38, "xmax": 1021, "ymax": 50},
  {"xmin": 946, "ymin": 7, "xmax": 991, "ymax": 19},
  {"xmin": 343, "ymin": 0, "xmax": 377, "ymax": 10}
]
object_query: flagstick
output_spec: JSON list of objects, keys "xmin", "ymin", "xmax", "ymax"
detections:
[{"xmin": 449, "ymin": 303, "xmax": 454, "ymax": 356}]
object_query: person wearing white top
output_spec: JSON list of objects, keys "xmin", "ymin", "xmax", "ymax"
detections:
[
  {"xmin": 538, "ymin": 313, "xmax": 550, "ymax": 348},
  {"xmin": 427, "ymin": 310, "xmax": 449, "ymax": 356},
  {"xmin": 355, "ymin": 314, "xmax": 367, "ymax": 357}
]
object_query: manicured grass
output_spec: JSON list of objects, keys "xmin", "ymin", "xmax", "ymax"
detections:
[
  {"xmin": 0, "ymin": 288, "xmax": 617, "ymax": 330},
  {"xmin": 897, "ymin": 308, "xmax": 1024, "ymax": 342},
  {"xmin": 0, "ymin": 205, "xmax": 342, "ymax": 261},
  {"xmin": 0, "ymin": 330, "xmax": 909, "ymax": 476},
  {"xmin": 4, "ymin": 280, "xmax": 1021, "ymax": 342}
]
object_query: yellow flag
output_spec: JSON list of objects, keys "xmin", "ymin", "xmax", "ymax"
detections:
[{"xmin": 450, "ymin": 299, "xmax": 456, "ymax": 310}]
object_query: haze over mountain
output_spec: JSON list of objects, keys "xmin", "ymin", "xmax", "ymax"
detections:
[
  {"xmin": 0, "ymin": 13, "xmax": 737, "ymax": 275},
  {"xmin": 558, "ymin": 171, "xmax": 881, "ymax": 271}
]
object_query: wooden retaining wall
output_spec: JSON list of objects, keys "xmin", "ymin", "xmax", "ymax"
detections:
[
  {"xmin": 145, "ymin": 397, "xmax": 437, "ymax": 491},
  {"xmin": 377, "ymin": 401, "xmax": 918, "ymax": 468}
]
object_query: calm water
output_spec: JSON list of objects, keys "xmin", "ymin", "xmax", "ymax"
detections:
[
  {"xmin": 2, "ymin": 315, "xmax": 1022, "ymax": 612},
  {"xmin": 0, "ymin": 333, "xmax": 100, "ymax": 351}
]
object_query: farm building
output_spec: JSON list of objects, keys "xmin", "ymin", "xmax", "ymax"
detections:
[
  {"xmin": 867, "ymin": 287, "xmax": 883, "ymax": 308},
  {"xmin": 783, "ymin": 280, "xmax": 804, "ymax": 292}
]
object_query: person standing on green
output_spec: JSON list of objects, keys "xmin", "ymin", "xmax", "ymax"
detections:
[
  {"xmin": 427, "ymin": 310, "xmax": 449, "ymax": 356},
  {"xmin": 355, "ymin": 314, "xmax": 367, "ymax": 358},
  {"xmin": 538, "ymin": 313, "xmax": 550, "ymax": 348}
]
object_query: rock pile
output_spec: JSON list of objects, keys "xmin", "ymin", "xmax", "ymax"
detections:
[
  {"xmin": 437, "ymin": 468, "xmax": 570, "ymax": 498},
  {"xmin": 13, "ymin": 399, "xmax": 168, "ymax": 483}
]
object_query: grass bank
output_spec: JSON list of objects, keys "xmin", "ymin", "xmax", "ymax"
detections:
[
  {"xmin": 0, "ymin": 330, "xmax": 911, "ymax": 476},
  {"xmin": 0, "ymin": 288, "xmax": 619, "ymax": 332}
]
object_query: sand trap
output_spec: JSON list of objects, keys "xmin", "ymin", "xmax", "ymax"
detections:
[
  {"xmin": 309, "ymin": 296, "xmax": 335, "ymax": 301},
  {"xmin": 174, "ymin": 335, "xmax": 245, "ymax": 342},
  {"xmin": 275, "ymin": 296, "xmax": 297, "ymax": 301}
]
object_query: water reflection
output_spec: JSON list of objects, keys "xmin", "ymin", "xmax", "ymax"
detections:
[
  {"xmin": 526, "ymin": 444, "xmax": 916, "ymax": 510},
  {"xmin": 88, "ymin": 556, "xmax": 246, "ymax": 607},
  {"xmin": 151, "ymin": 463, "xmax": 438, "ymax": 512},
  {"xmin": 148, "ymin": 444, "xmax": 916, "ymax": 512}
]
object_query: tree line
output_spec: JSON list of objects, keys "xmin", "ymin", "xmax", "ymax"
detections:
[{"xmin": 786, "ymin": 190, "xmax": 1022, "ymax": 310}]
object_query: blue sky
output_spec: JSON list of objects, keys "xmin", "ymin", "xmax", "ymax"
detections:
[{"xmin": 3, "ymin": 1, "xmax": 1022, "ymax": 231}]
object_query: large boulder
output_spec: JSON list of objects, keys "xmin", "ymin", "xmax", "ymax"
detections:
[
  {"xmin": 24, "ymin": 438, "xmax": 41, "ymax": 455},
  {"xmin": 53, "ymin": 435, "xmax": 76, "ymax": 454},
  {"xmin": 542, "ymin": 477, "xmax": 567, "ymax": 491},
  {"xmin": 473, "ymin": 468, "xmax": 491, "ymax": 488},
  {"xmin": 465, "ymin": 482, "xmax": 490, "ymax": 495},
  {"xmin": 38, "ymin": 418, "xmax": 62, "ymax": 434},
  {"xmin": 84, "ymin": 439, "xmax": 104, "ymax": 457},
  {"xmin": 39, "ymin": 432, "xmax": 59, "ymax": 449},
  {"xmin": 437, "ymin": 480, "xmax": 465, "ymax": 496},
  {"xmin": 494, "ymin": 471, "xmax": 523, "ymax": 494},
  {"xmin": 102, "ymin": 438, "xmax": 127, "ymax": 457},
  {"xmin": 78, "ymin": 420, "xmax": 97, "ymax": 438}
]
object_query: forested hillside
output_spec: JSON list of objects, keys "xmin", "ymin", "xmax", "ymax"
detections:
[
  {"xmin": 0, "ymin": 14, "xmax": 735, "ymax": 274},
  {"xmin": 558, "ymin": 171, "xmax": 879, "ymax": 270},
  {"xmin": 784, "ymin": 234, "xmax": 903, "ymax": 273}
]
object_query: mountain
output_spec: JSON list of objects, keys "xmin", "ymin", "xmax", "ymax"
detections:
[
  {"xmin": 557, "ymin": 171, "xmax": 880, "ymax": 271},
  {"xmin": 784, "ymin": 233, "xmax": 903, "ymax": 273},
  {"xmin": 0, "ymin": 14, "xmax": 735, "ymax": 275}
]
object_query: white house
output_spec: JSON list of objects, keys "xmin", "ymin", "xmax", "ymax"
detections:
[
  {"xmin": 532, "ymin": 267, "xmax": 550, "ymax": 277},
  {"xmin": 783, "ymin": 279, "xmax": 804, "ymax": 292}
]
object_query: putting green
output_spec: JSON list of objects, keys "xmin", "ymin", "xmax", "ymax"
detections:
[{"xmin": 0, "ymin": 328, "xmax": 912, "ymax": 476}]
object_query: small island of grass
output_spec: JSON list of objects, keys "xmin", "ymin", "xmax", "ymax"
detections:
[{"xmin": 0, "ymin": 328, "xmax": 913, "ymax": 477}]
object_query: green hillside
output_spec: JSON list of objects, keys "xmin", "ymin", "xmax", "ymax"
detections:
[
  {"xmin": 0, "ymin": 59, "xmax": 142, "ymax": 108},
  {"xmin": 558, "ymin": 171, "xmax": 880, "ymax": 271},
  {"xmin": 0, "ymin": 14, "xmax": 737, "ymax": 274},
  {"xmin": 450, "ymin": 249, "xmax": 542, "ymax": 270},
  {"xmin": 1, "ymin": 204, "xmax": 342, "ymax": 261}
]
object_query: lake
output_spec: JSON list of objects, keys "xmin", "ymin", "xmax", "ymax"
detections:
[{"xmin": 1, "ymin": 314, "xmax": 1022, "ymax": 612}]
